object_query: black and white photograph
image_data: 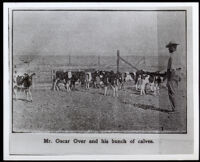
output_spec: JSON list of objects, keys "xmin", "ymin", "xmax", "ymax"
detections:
[
  {"xmin": 3, "ymin": 2, "xmax": 199, "ymax": 160},
  {"xmin": 12, "ymin": 9, "xmax": 188, "ymax": 133}
]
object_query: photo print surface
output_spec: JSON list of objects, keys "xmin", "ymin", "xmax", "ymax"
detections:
[{"xmin": 12, "ymin": 10, "xmax": 187, "ymax": 133}]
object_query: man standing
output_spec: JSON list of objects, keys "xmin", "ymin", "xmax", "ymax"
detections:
[{"xmin": 166, "ymin": 41, "xmax": 181, "ymax": 112}]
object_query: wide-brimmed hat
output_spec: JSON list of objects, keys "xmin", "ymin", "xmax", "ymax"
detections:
[{"xmin": 166, "ymin": 41, "xmax": 179, "ymax": 48}]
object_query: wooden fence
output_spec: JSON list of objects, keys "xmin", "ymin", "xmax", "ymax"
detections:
[{"xmin": 31, "ymin": 70, "xmax": 55, "ymax": 89}]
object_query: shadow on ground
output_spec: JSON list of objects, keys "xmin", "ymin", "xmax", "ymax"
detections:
[
  {"xmin": 15, "ymin": 98, "xmax": 32, "ymax": 103},
  {"xmin": 120, "ymin": 99, "xmax": 171, "ymax": 113}
]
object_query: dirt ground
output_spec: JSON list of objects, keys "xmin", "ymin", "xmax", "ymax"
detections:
[{"xmin": 13, "ymin": 79, "xmax": 187, "ymax": 133}]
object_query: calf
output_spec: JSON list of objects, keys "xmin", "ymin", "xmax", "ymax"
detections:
[
  {"xmin": 153, "ymin": 76, "xmax": 162, "ymax": 96},
  {"xmin": 116, "ymin": 72, "xmax": 124, "ymax": 90},
  {"xmin": 109, "ymin": 71, "xmax": 119, "ymax": 97},
  {"xmin": 125, "ymin": 72, "xmax": 133, "ymax": 82},
  {"xmin": 84, "ymin": 72, "xmax": 92, "ymax": 89},
  {"xmin": 13, "ymin": 73, "xmax": 36, "ymax": 101},
  {"xmin": 91, "ymin": 71, "xmax": 98, "ymax": 88},
  {"xmin": 103, "ymin": 71, "xmax": 119, "ymax": 97},
  {"xmin": 135, "ymin": 69, "xmax": 145, "ymax": 84},
  {"xmin": 140, "ymin": 75, "xmax": 150, "ymax": 95},
  {"xmin": 53, "ymin": 71, "xmax": 71, "ymax": 91},
  {"xmin": 148, "ymin": 75, "xmax": 155, "ymax": 92},
  {"xmin": 69, "ymin": 71, "xmax": 87, "ymax": 90},
  {"xmin": 135, "ymin": 75, "xmax": 142, "ymax": 90}
]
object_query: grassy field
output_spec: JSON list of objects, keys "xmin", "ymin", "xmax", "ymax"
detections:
[
  {"xmin": 13, "ymin": 80, "xmax": 187, "ymax": 133},
  {"xmin": 12, "ymin": 55, "xmax": 187, "ymax": 133}
]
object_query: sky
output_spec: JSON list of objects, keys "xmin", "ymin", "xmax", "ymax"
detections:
[{"xmin": 13, "ymin": 10, "xmax": 186, "ymax": 57}]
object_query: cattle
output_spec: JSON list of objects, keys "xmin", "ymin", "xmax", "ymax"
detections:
[
  {"xmin": 136, "ymin": 70, "xmax": 167, "ymax": 96},
  {"xmin": 116, "ymin": 72, "xmax": 124, "ymax": 90},
  {"xmin": 152, "ymin": 72, "xmax": 167, "ymax": 95},
  {"xmin": 53, "ymin": 70, "xmax": 87, "ymax": 91},
  {"xmin": 102, "ymin": 71, "xmax": 110, "ymax": 96},
  {"xmin": 102, "ymin": 71, "xmax": 119, "ymax": 97},
  {"xmin": 13, "ymin": 73, "xmax": 36, "ymax": 102},
  {"xmin": 85, "ymin": 72, "xmax": 92, "ymax": 89},
  {"xmin": 148, "ymin": 75, "xmax": 155, "ymax": 92},
  {"xmin": 95, "ymin": 75, "xmax": 101, "ymax": 88},
  {"xmin": 52, "ymin": 68, "xmax": 167, "ymax": 98},
  {"xmin": 134, "ymin": 69, "xmax": 147, "ymax": 91},
  {"xmin": 135, "ymin": 69, "xmax": 145, "ymax": 84},
  {"xmin": 129, "ymin": 72, "xmax": 135, "ymax": 81},
  {"xmin": 153, "ymin": 76, "xmax": 162, "ymax": 96},
  {"xmin": 146, "ymin": 71, "xmax": 167, "ymax": 90},
  {"xmin": 135, "ymin": 75, "xmax": 142, "ymax": 91},
  {"xmin": 52, "ymin": 71, "xmax": 70, "ymax": 91},
  {"xmin": 109, "ymin": 71, "xmax": 119, "ymax": 97},
  {"xmin": 158, "ymin": 72, "xmax": 167, "ymax": 88},
  {"xmin": 115, "ymin": 72, "xmax": 134, "ymax": 90},
  {"xmin": 140, "ymin": 74, "xmax": 150, "ymax": 95},
  {"xmin": 124, "ymin": 72, "xmax": 134, "ymax": 82},
  {"xmin": 70, "ymin": 71, "xmax": 85, "ymax": 90},
  {"xmin": 91, "ymin": 71, "xmax": 104, "ymax": 88},
  {"xmin": 91, "ymin": 71, "xmax": 98, "ymax": 88}
]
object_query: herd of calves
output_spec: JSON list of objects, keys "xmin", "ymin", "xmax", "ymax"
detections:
[
  {"xmin": 12, "ymin": 69, "xmax": 167, "ymax": 101},
  {"xmin": 52, "ymin": 70, "xmax": 167, "ymax": 97}
]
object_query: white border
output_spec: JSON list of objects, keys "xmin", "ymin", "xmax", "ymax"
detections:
[
  {"xmin": 3, "ymin": 2, "xmax": 199, "ymax": 160},
  {"xmin": 192, "ymin": 2, "xmax": 199, "ymax": 160}
]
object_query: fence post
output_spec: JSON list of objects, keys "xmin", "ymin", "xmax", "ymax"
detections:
[
  {"xmin": 98, "ymin": 56, "xmax": 100, "ymax": 66},
  {"xmin": 33, "ymin": 75, "xmax": 35, "ymax": 88},
  {"xmin": 69, "ymin": 55, "xmax": 71, "ymax": 65},
  {"xmin": 143, "ymin": 56, "xmax": 146, "ymax": 67},
  {"xmin": 117, "ymin": 50, "xmax": 120, "ymax": 73},
  {"xmin": 31, "ymin": 71, "xmax": 35, "ymax": 88},
  {"xmin": 51, "ymin": 70, "xmax": 55, "ymax": 82},
  {"xmin": 51, "ymin": 69, "xmax": 55, "ymax": 90}
]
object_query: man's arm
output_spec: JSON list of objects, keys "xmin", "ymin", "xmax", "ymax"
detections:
[
  {"xmin": 167, "ymin": 57, "xmax": 172, "ymax": 70},
  {"xmin": 167, "ymin": 57, "xmax": 172, "ymax": 80}
]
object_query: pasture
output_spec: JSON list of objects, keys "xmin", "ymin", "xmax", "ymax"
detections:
[
  {"xmin": 13, "ymin": 80, "xmax": 187, "ymax": 133},
  {"xmin": 12, "ymin": 55, "xmax": 187, "ymax": 133}
]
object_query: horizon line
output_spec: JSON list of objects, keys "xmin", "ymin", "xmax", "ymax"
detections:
[{"xmin": 14, "ymin": 54, "xmax": 168, "ymax": 57}]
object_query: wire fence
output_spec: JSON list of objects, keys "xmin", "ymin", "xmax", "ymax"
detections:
[{"xmin": 14, "ymin": 55, "xmax": 173, "ymax": 89}]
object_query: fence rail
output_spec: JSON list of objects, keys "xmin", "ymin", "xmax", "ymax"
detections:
[
  {"xmin": 25, "ymin": 54, "xmax": 168, "ymax": 89},
  {"xmin": 30, "ymin": 70, "xmax": 53, "ymax": 89}
]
